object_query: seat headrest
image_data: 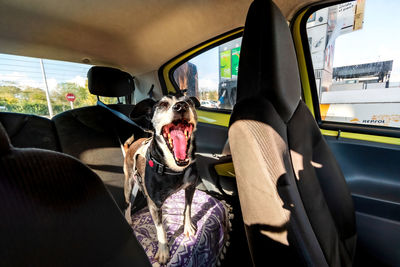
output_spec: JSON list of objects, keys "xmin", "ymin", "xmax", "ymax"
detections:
[
  {"xmin": 87, "ymin": 66, "xmax": 134, "ymax": 97},
  {"xmin": 0, "ymin": 123, "xmax": 11, "ymax": 155},
  {"xmin": 234, "ymin": 0, "xmax": 301, "ymax": 123}
]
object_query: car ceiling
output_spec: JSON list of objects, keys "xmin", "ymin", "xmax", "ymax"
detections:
[{"xmin": 0, "ymin": 0, "xmax": 321, "ymax": 75}]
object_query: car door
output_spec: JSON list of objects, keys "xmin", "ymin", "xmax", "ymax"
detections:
[{"xmin": 292, "ymin": 1, "xmax": 400, "ymax": 266}]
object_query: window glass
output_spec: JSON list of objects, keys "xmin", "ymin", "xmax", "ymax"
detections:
[
  {"xmin": 173, "ymin": 37, "xmax": 242, "ymax": 110},
  {"xmin": 0, "ymin": 53, "xmax": 119, "ymax": 118},
  {"xmin": 306, "ymin": 0, "xmax": 400, "ymax": 128}
]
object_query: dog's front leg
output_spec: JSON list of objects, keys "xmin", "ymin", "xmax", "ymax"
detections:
[
  {"xmin": 149, "ymin": 202, "xmax": 169, "ymax": 264},
  {"xmin": 183, "ymin": 185, "xmax": 197, "ymax": 237},
  {"xmin": 124, "ymin": 175, "xmax": 134, "ymax": 225}
]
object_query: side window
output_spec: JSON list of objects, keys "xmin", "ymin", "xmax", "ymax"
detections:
[
  {"xmin": 0, "ymin": 53, "xmax": 121, "ymax": 117},
  {"xmin": 305, "ymin": 0, "xmax": 400, "ymax": 129},
  {"xmin": 173, "ymin": 37, "xmax": 242, "ymax": 110}
]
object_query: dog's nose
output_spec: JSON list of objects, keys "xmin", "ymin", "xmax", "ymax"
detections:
[{"xmin": 173, "ymin": 101, "xmax": 189, "ymax": 113}]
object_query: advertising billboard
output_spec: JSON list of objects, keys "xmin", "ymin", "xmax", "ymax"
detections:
[
  {"xmin": 220, "ymin": 50, "xmax": 231, "ymax": 79},
  {"xmin": 231, "ymin": 47, "xmax": 241, "ymax": 78}
]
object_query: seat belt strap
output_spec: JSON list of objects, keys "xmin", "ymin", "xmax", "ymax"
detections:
[
  {"xmin": 97, "ymin": 100, "xmax": 150, "ymax": 206},
  {"xmin": 97, "ymin": 100, "xmax": 148, "ymax": 132}
]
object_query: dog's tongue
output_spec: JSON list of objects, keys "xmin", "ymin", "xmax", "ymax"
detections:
[{"xmin": 170, "ymin": 129, "xmax": 187, "ymax": 160}]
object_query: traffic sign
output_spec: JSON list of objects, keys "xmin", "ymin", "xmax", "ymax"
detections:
[{"xmin": 65, "ymin": 93, "xmax": 76, "ymax": 102}]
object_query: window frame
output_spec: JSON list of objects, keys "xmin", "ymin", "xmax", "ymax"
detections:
[
  {"xmin": 158, "ymin": 28, "xmax": 243, "ymax": 115},
  {"xmin": 296, "ymin": 0, "xmax": 400, "ymax": 139}
]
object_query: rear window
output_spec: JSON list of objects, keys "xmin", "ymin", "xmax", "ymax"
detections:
[{"xmin": 0, "ymin": 53, "xmax": 120, "ymax": 117}]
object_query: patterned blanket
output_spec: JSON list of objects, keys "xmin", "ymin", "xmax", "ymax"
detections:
[{"xmin": 131, "ymin": 189, "xmax": 231, "ymax": 266}]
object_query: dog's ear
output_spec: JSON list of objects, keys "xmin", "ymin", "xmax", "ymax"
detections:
[
  {"xmin": 130, "ymin": 98, "xmax": 156, "ymax": 119},
  {"xmin": 188, "ymin": 96, "xmax": 200, "ymax": 108},
  {"xmin": 129, "ymin": 98, "xmax": 157, "ymax": 130}
]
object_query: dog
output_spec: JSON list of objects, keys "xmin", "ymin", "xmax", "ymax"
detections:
[{"xmin": 123, "ymin": 95, "xmax": 199, "ymax": 264}]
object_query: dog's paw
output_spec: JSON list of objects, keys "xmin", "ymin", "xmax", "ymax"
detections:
[
  {"xmin": 184, "ymin": 221, "xmax": 197, "ymax": 238},
  {"xmin": 155, "ymin": 243, "xmax": 169, "ymax": 264}
]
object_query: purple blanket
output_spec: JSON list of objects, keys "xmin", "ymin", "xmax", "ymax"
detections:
[{"xmin": 131, "ymin": 189, "xmax": 231, "ymax": 266}]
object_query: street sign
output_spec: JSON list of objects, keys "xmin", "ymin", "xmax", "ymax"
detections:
[{"xmin": 65, "ymin": 93, "xmax": 76, "ymax": 102}]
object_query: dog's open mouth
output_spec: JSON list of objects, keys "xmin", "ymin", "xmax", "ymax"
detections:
[{"xmin": 162, "ymin": 120, "xmax": 194, "ymax": 166}]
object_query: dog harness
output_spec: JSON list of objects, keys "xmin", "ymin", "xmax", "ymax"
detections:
[
  {"xmin": 129, "ymin": 137, "xmax": 195, "ymax": 207},
  {"xmin": 146, "ymin": 150, "xmax": 186, "ymax": 176}
]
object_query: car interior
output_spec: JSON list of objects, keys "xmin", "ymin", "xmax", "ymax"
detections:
[{"xmin": 1, "ymin": 0, "xmax": 399, "ymax": 266}]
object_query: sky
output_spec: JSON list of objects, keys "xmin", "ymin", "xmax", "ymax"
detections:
[{"xmin": 0, "ymin": 0, "xmax": 399, "ymax": 94}]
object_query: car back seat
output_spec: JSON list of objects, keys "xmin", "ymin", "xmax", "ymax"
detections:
[
  {"xmin": 52, "ymin": 66, "xmax": 145, "ymax": 210},
  {"xmin": 0, "ymin": 67, "xmax": 144, "ymax": 210},
  {"xmin": 0, "ymin": 122, "xmax": 151, "ymax": 267},
  {"xmin": 0, "ymin": 112, "xmax": 60, "ymax": 151}
]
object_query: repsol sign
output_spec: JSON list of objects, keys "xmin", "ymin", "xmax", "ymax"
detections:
[{"xmin": 362, "ymin": 120, "xmax": 385, "ymax": 124}]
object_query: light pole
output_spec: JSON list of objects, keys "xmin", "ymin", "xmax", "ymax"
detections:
[{"xmin": 39, "ymin": 59, "xmax": 54, "ymax": 118}]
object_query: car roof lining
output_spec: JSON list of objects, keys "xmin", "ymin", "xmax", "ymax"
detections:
[{"xmin": 0, "ymin": 0, "xmax": 322, "ymax": 75}]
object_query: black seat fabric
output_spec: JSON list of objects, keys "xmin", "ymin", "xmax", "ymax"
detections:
[
  {"xmin": 0, "ymin": 108, "xmax": 136, "ymax": 211},
  {"xmin": 0, "ymin": 112, "xmax": 60, "ymax": 151},
  {"xmin": 228, "ymin": 1, "xmax": 356, "ymax": 266},
  {"xmin": 51, "ymin": 66, "xmax": 143, "ymax": 211},
  {"xmin": 0, "ymin": 123, "xmax": 151, "ymax": 267},
  {"xmin": 52, "ymin": 105, "xmax": 144, "ymax": 211},
  {"xmin": 0, "ymin": 67, "xmax": 139, "ymax": 211}
]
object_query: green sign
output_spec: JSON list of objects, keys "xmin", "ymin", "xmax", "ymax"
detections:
[
  {"xmin": 231, "ymin": 47, "xmax": 241, "ymax": 77},
  {"xmin": 220, "ymin": 50, "xmax": 231, "ymax": 79}
]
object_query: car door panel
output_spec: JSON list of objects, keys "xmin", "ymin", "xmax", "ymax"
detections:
[
  {"xmin": 325, "ymin": 136, "xmax": 400, "ymax": 266},
  {"xmin": 195, "ymin": 122, "xmax": 228, "ymax": 154}
]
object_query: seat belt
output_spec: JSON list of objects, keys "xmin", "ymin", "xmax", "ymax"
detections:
[
  {"xmin": 97, "ymin": 100, "xmax": 148, "ymax": 132},
  {"xmin": 97, "ymin": 99, "xmax": 145, "ymax": 209}
]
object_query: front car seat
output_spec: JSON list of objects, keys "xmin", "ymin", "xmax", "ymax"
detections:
[
  {"xmin": 228, "ymin": 1, "xmax": 356, "ymax": 266},
  {"xmin": 0, "ymin": 122, "xmax": 151, "ymax": 267}
]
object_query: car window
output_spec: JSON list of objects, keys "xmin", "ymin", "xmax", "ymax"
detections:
[
  {"xmin": 0, "ymin": 53, "xmax": 122, "ymax": 118},
  {"xmin": 173, "ymin": 37, "xmax": 242, "ymax": 110},
  {"xmin": 306, "ymin": 0, "xmax": 400, "ymax": 128}
]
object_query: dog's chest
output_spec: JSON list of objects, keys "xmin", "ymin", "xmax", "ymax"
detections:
[{"xmin": 144, "ymin": 164, "xmax": 194, "ymax": 208}]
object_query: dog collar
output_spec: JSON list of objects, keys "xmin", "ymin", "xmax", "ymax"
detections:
[{"xmin": 146, "ymin": 152, "xmax": 186, "ymax": 176}]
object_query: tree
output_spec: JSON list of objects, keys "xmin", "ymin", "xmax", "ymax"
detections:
[
  {"xmin": 0, "ymin": 85, "xmax": 49, "ymax": 115},
  {"xmin": 20, "ymin": 87, "xmax": 47, "ymax": 103},
  {"xmin": 1, "ymin": 81, "xmax": 120, "ymax": 116}
]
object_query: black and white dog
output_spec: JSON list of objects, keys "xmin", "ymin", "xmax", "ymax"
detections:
[{"xmin": 123, "ymin": 95, "xmax": 199, "ymax": 264}]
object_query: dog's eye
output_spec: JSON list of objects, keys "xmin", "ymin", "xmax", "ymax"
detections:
[{"xmin": 158, "ymin": 101, "xmax": 169, "ymax": 109}]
